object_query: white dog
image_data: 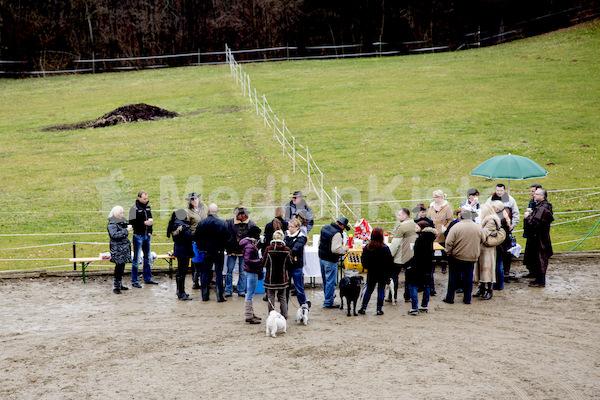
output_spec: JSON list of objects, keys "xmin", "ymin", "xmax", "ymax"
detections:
[
  {"xmin": 266, "ymin": 310, "xmax": 287, "ymax": 337},
  {"xmin": 296, "ymin": 303, "xmax": 310, "ymax": 325},
  {"xmin": 385, "ymin": 278, "xmax": 396, "ymax": 305}
]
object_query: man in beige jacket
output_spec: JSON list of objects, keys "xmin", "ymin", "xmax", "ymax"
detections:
[
  {"xmin": 443, "ymin": 209, "xmax": 485, "ymax": 304},
  {"xmin": 388, "ymin": 208, "xmax": 416, "ymax": 302}
]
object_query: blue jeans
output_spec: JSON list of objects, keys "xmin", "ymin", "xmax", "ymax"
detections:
[
  {"xmin": 132, "ymin": 234, "xmax": 152, "ymax": 283},
  {"xmin": 319, "ymin": 258, "xmax": 338, "ymax": 307},
  {"xmin": 288, "ymin": 268, "xmax": 307, "ymax": 305},
  {"xmin": 225, "ymin": 255, "xmax": 246, "ymax": 295},
  {"xmin": 494, "ymin": 252, "xmax": 504, "ymax": 290},
  {"xmin": 361, "ymin": 277, "xmax": 385, "ymax": 310},
  {"xmin": 245, "ymin": 272, "xmax": 258, "ymax": 301},
  {"xmin": 408, "ymin": 283, "xmax": 430, "ymax": 310}
]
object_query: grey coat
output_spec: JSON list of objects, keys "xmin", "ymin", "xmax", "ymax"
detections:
[{"xmin": 108, "ymin": 217, "xmax": 132, "ymax": 265}]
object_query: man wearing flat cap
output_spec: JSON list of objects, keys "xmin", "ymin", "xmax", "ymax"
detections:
[
  {"xmin": 318, "ymin": 217, "xmax": 350, "ymax": 308},
  {"xmin": 225, "ymin": 206, "xmax": 257, "ymax": 297},
  {"xmin": 460, "ymin": 188, "xmax": 482, "ymax": 224},
  {"xmin": 412, "ymin": 204, "xmax": 434, "ymax": 228},
  {"xmin": 284, "ymin": 190, "xmax": 314, "ymax": 233}
]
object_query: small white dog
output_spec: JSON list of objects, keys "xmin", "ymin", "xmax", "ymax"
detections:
[
  {"xmin": 266, "ymin": 310, "xmax": 287, "ymax": 338},
  {"xmin": 385, "ymin": 278, "xmax": 396, "ymax": 305},
  {"xmin": 296, "ymin": 303, "xmax": 310, "ymax": 325}
]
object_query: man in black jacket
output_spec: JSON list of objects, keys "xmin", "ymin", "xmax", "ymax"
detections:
[
  {"xmin": 318, "ymin": 217, "xmax": 350, "ymax": 308},
  {"xmin": 194, "ymin": 203, "xmax": 231, "ymax": 302},
  {"xmin": 128, "ymin": 190, "xmax": 158, "ymax": 287},
  {"xmin": 524, "ymin": 188, "xmax": 554, "ymax": 288}
]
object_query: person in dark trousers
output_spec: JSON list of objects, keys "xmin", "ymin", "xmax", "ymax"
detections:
[
  {"xmin": 167, "ymin": 209, "xmax": 195, "ymax": 301},
  {"xmin": 318, "ymin": 217, "xmax": 350, "ymax": 308},
  {"xmin": 358, "ymin": 227, "xmax": 393, "ymax": 316},
  {"xmin": 186, "ymin": 192, "xmax": 208, "ymax": 290},
  {"xmin": 491, "ymin": 201, "xmax": 512, "ymax": 291},
  {"xmin": 443, "ymin": 209, "xmax": 485, "ymax": 305},
  {"xmin": 128, "ymin": 190, "xmax": 158, "ymax": 287},
  {"xmin": 107, "ymin": 206, "xmax": 132, "ymax": 294},
  {"xmin": 524, "ymin": 188, "xmax": 554, "ymax": 287},
  {"xmin": 522, "ymin": 183, "xmax": 543, "ymax": 277},
  {"xmin": 284, "ymin": 218, "xmax": 309, "ymax": 307},
  {"xmin": 404, "ymin": 221, "xmax": 437, "ymax": 315},
  {"xmin": 194, "ymin": 203, "xmax": 232, "ymax": 302},
  {"xmin": 263, "ymin": 230, "xmax": 293, "ymax": 319},
  {"xmin": 225, "ymin": 206, "xmax": 257, "ymax": 297}
]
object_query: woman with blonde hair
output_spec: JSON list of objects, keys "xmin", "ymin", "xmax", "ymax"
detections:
[
  {"xmin": 475, "ymin": 203, "xmax": 502, "ymax": 300},
  {"xmin": 107, "ymin": 206, "xmax": 133, "ymax": 294}
]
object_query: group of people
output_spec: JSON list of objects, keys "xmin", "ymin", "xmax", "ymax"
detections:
[
  {"xmin": 107, "ymin": 183, "xmax": 554, "ymax": 321},
  {"xmin": 316, "ymin": 183, "xmax": 554, "ymax": 316},
  {"xmin": 107, "ymin": 190, "xmax": 315, "ymax": 324}
]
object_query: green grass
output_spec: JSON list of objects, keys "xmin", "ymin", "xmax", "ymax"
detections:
[{"xmin": 1, "ymin": 21, "xmax": 599, "ymax": 271}]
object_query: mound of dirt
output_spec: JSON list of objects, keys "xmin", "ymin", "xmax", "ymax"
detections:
[{"xmin": 43, "ymin": 103, "xmax": 178, "ymax": 131}]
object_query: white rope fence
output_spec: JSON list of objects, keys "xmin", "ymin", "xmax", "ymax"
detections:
[{"xmin": 225, "ymin": 44, "xmax": 357, "ymax": 221}]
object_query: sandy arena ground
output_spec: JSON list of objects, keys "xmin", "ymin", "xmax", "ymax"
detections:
[{"xmin": 1, "ymin": 259, "xmax": 599, "ymax": 400}]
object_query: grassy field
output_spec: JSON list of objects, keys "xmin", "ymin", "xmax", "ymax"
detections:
[{"xmin": 0, "ymin": 20, "xmax": 598, "ymax": 271}]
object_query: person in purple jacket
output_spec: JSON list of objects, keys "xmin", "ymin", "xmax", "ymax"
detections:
[{"xmin": 239, "ymin": 226, "xmax": 263, "ymax": 324}]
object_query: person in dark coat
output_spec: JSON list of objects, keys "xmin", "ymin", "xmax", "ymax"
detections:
[
  {"xmin": 413, "ymin": 203, "xmax": 435, "ymax": 228},
  {"xmin": 167, "ymin": 209, "xmax": 195, "ymax": 301},
  {"xmin": 284, "ymin": 218, "xmax": 309, "ymax": 307},
  {"xmin": 404, "ymin": 221, "xmax": 438, "ymax": 314},
  {"xmin": 358, "ymin": 227, "xmax": 393, "ymax": 316},
  {"xmin": 262, "ymin": 230, "xmax": 293, "ymax": 318},
  {"xmin": 107, "ymin": 206, "xmax": 133, "ymax": 294},
  {"xmin": 194, "ymin": 203, "xmax": 232, "ymax": 302},
  {"xmin": 263, "ymin": 206, "xmax": 288, "ymax": 251},
  {"xmin": 524, "ymin": 188, "xmax": 554, "ymax": 287}
]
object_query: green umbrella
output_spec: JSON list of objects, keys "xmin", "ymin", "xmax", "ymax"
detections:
[{"xmin": 471, "ymin": 153, "xmax": 548, "ymax": 193}]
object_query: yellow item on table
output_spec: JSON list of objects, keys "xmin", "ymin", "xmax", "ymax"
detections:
[{"xmin": 344, "ymin": 249, "xmax": 365, "ymax": 273}]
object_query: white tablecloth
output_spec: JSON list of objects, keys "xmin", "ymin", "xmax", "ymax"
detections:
[{"xmin": 303, "ymin": 247, "xmax": 321, "ymax": 277}]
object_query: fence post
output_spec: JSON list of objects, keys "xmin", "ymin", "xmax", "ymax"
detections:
[
  {"xmin": 307, "ymin": 146, "xmax": 310, "ymax": 191},
  {"xmin": 262, "ymin": 95, "xmax": 267, "ymax": 126},
  {"xmin": 198, "ymin": 49, "xmax": 200, "ymax": 65},
  {"xmin": 243, "ymin": 72, "xmax": 247, "ymax": 97},
  {"xmin": 72, "ymin": 242, "xmax": 77, "ymax": 270},
  {"xmin": 292, "ymin": 136, "xmax": 296, "ymax": 173},
  {"xmin": 334, "ymin": 187, "xmax": 339, "ymax": 219},
  {"xmin": 255, "ymin": 88, "xmax": 259, "ymax": 115},
  {"xmin": 282, "ymin": 119, "xmax": 286, "ymax": 156},
  {"xmin": 320, "ymin": 172, "xmax": 324, "ymax": 218}
]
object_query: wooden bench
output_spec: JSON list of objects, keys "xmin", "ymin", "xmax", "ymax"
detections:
[{"xmin": 69, "ymin": 254, "xmax": 175, "ymax": 283}]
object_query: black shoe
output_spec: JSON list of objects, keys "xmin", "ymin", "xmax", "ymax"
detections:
[
  {"xmin": 456, "ymin": 288, "xmax": 464, "ymax": 293},
  {"xmin": 202, "ymin": 297, "xmax": 210, "ymax": 301},
  {"xmin": 145, "ymin": 280, "xmax": 159, "ymax": 285},
  {"xmin": 224, "ymin": 293, "xmax": 233, "ymax": 298},
  {"xmin": 119, "ymin": 285, "xmax": 129, "ymax": 290},
  {"xmin": 463, "ymin": 300, "xmax": 471, "ymax": 304},
  {"xmin": 358, "ymin": 308, "xmax": 366, "ymax": 315},
  {"xmin": 376, "ymin": 310, "xmax": 384, "ymax": 315},
  {"xmin": 323, "ymin": 303, "xmax": 340, "ymax": 309},
  {"xmin": 430, "ymin": 290, "xmax": 436, "ymax": 296},
  {"xmin": 179, "ymin": 294, "xmax": 192, "ymax": 301},
  {"xmin": 442, "ymin": 298, "xmax": 454, "ymax": 304},
  {"xmin": 192, "ymin": 282, "xmax": 201, "ymax": 289},
  {"xmin": 132, "ymin": 282, "xmax": 142, "ymax": 288},
  {"xmin": 113, "ymin": 289, "xmax": 121, "ymax": 294},
  {"xmin": 217, "ymin": 297, "xmax": 227, "ymax": 302}
]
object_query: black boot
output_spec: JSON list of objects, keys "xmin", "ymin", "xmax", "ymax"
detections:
[
  {"xmin": 473, "ymin": 283, "xmax": 485, "ymax": 297},
  {"xmin": 482, "ymin": 283, "xmax": 493, "ymax": 300},
  {"xmin": 113, "ymin": 277, "xmax": 121, "ymax": 294}
]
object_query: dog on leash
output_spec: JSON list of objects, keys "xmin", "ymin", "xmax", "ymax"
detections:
[
  {"xmin": 296, "ymin": 302, "xmax": 311, "ymax": 325},
  {"xmin": 385, "ymin": 277, "xmax": 396, "ymax": 305},
  {"xmin": 339, "ymin": 275, "xmax": 364, "ymax": 316},
  {"xmin": 266, "ymin": 310, "xmax": 287, "ymax": 337}
]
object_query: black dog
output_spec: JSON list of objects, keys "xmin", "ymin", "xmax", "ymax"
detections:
[{"xmin": 339, "ymin": 275, "xmax": 364, "ymax": 316}]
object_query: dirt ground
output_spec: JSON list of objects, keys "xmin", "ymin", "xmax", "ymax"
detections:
[{"xmin": 1, "ymin": 260, "xmax": 599, "ymax": 400}]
